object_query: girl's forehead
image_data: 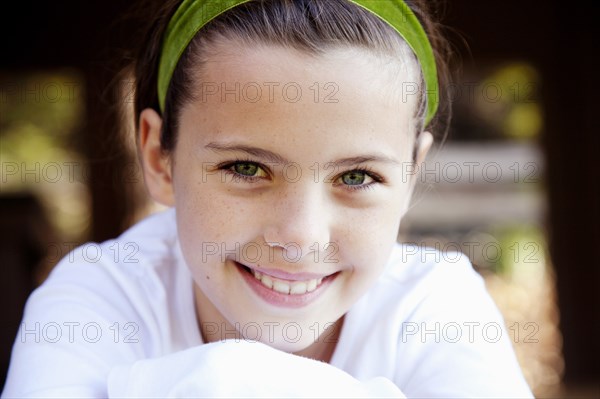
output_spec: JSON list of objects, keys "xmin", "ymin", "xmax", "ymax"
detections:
[
  {"xmin": 185, "ymin": 43, "xmax": 419, "ymax": 136},
  {"xmin": 200, "ymin": 42, "xmax": 411, "ymax": 89}
]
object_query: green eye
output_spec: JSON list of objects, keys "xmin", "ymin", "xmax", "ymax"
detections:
[
  {"xmin": 227, "ymin": 161, "xmax": 269, "ymax": 180},
  {"xmin": 341, "ymin": 171, "xmax": 367, "ymax": 185},
  {"xmin": 234, "ymin": 162, "xmax": 259, "ymax": 176}
]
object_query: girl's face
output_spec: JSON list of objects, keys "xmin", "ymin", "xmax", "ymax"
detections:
[{"xmin": 141, "ymin": 42, "xmax": 429, "ymax": 356}]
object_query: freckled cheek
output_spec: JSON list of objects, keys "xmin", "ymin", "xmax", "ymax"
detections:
[
  {"xmin": 175, "ymin": 199, "xmax": 246, "ymax": 286},
  {"xmin": 338, "ymin": 205, "xmax": 402, "ymax": 276},
  {"xmin": 174, "ymin": 185, "xmax": 264, "ymax": 253}
]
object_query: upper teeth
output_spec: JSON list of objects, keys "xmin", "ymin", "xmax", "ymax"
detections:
[{"xmin": 252, "ymin": 270, "xmax": 324, "ymax": 295}]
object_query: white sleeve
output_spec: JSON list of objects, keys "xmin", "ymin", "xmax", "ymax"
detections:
[
  {"xmin": 394, "ymin": 252, "xmax": 534, "ymax": 398},
  {"xmin": 1, "ymin": 248, "xmax": 150, "ymax": 398},
  {"xmin": 107, "ymin": 339, "xmax": 407, "ymax": 398}
]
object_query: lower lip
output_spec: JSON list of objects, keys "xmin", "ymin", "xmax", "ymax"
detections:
[{"xmin": 235, "ymin": 261, "xmax": 338, "ymax": 308}]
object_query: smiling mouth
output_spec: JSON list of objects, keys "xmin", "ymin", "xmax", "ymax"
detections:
[{"xmin": 237, "ymin": 263, "xmax": 337, "ymax": 296}]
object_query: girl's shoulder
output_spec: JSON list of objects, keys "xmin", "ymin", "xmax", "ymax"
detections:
[
  {"xmin": 345, "ymin": 241, "xmax": 492, "ymax": 330},
  {"xmin": 335, "ymin": 246, "xmax": 532, "ymax": 398},
  {"xmin": 47, "ymin": 208, "xmax": 180, "ymax": 281},
  {"xmin": 381, "ymin": 241, "xmax": 484, "ymax": 293},
  {"xmin": 24, "ymin": 208, "xmax": 198, "ymax": 353}
]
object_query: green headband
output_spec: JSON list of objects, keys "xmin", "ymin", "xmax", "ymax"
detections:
[{"xmin": 157, "ymin": 0, "xmax": 439, "ymax": 125}]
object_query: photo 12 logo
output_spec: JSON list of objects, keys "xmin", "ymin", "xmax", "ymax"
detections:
[{"xmin": 19, "ymin": 321, "xmax": 140, "ymax": 344}]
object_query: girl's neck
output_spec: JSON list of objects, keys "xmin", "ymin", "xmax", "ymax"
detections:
[{"xmin": 293, "ymin": 316, "xmax": 344, "ymax": 363}]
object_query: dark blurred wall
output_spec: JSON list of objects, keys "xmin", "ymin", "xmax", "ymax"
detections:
[
  {"xmin": 3, "ymin": 1, "xmax": 137, "ymax": 242},
  {"xmin": 444, "ymin": 1, "xmax": 599, "ymax": 386}
]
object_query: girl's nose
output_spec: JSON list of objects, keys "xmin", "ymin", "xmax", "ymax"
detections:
[{"xmin": 262, "ymin": 184, "xmax": 331, "ymax": 262}]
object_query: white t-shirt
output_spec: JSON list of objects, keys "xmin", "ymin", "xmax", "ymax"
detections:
[{"xmin": 2, "ymin": 209, "xmax": 533, "ymax": 398}]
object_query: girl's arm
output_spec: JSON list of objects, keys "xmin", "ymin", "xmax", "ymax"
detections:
[
  {"xmin": 392, "ymin": 251, "xmax": 534, "ymax": 398},
  {"xmin": 107, "ymin": 340, "xmax": 405, "ymax": 398},
  {"xmin": 1, "ymin": 240, "xmax": 405, "ymax": 398},
  {"xmin": 2, "ymin": 246, "xmax": 149, "ymax": 397}
]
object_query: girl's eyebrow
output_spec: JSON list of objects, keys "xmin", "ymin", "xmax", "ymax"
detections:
[
  {"xmin": 205, "ymin": 141, "xmax": 400, "ymax": 167},
  {"xmin": 331, "ymin": 155, "xmax": 401, "ymax": 168},
  {"xmin": 205, "ymin": 142, "xmax": 289, "ymax": 164}
]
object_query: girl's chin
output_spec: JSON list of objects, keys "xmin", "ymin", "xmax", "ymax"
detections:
[
  {"xmin": 230, "ymin": 312, "xmax": 344, "ymax": 361},
  {"xmin": 249, "ymin": 334, "xmax": 335, "ymax": 361}
]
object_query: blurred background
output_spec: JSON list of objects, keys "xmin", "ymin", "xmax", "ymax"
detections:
[{"xmin": 1, "ymin": 1, "xmax": 598, "ymax": 396}]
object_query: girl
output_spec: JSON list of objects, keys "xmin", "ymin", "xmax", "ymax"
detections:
[{"xmin": 3, "ymin": 0, "xmax": 533, "ymax": 397}]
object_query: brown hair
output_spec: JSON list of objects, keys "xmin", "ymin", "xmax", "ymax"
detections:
[{"xmin": 132, "ymin": 0, "xmax": 453, "ymax": 153}]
